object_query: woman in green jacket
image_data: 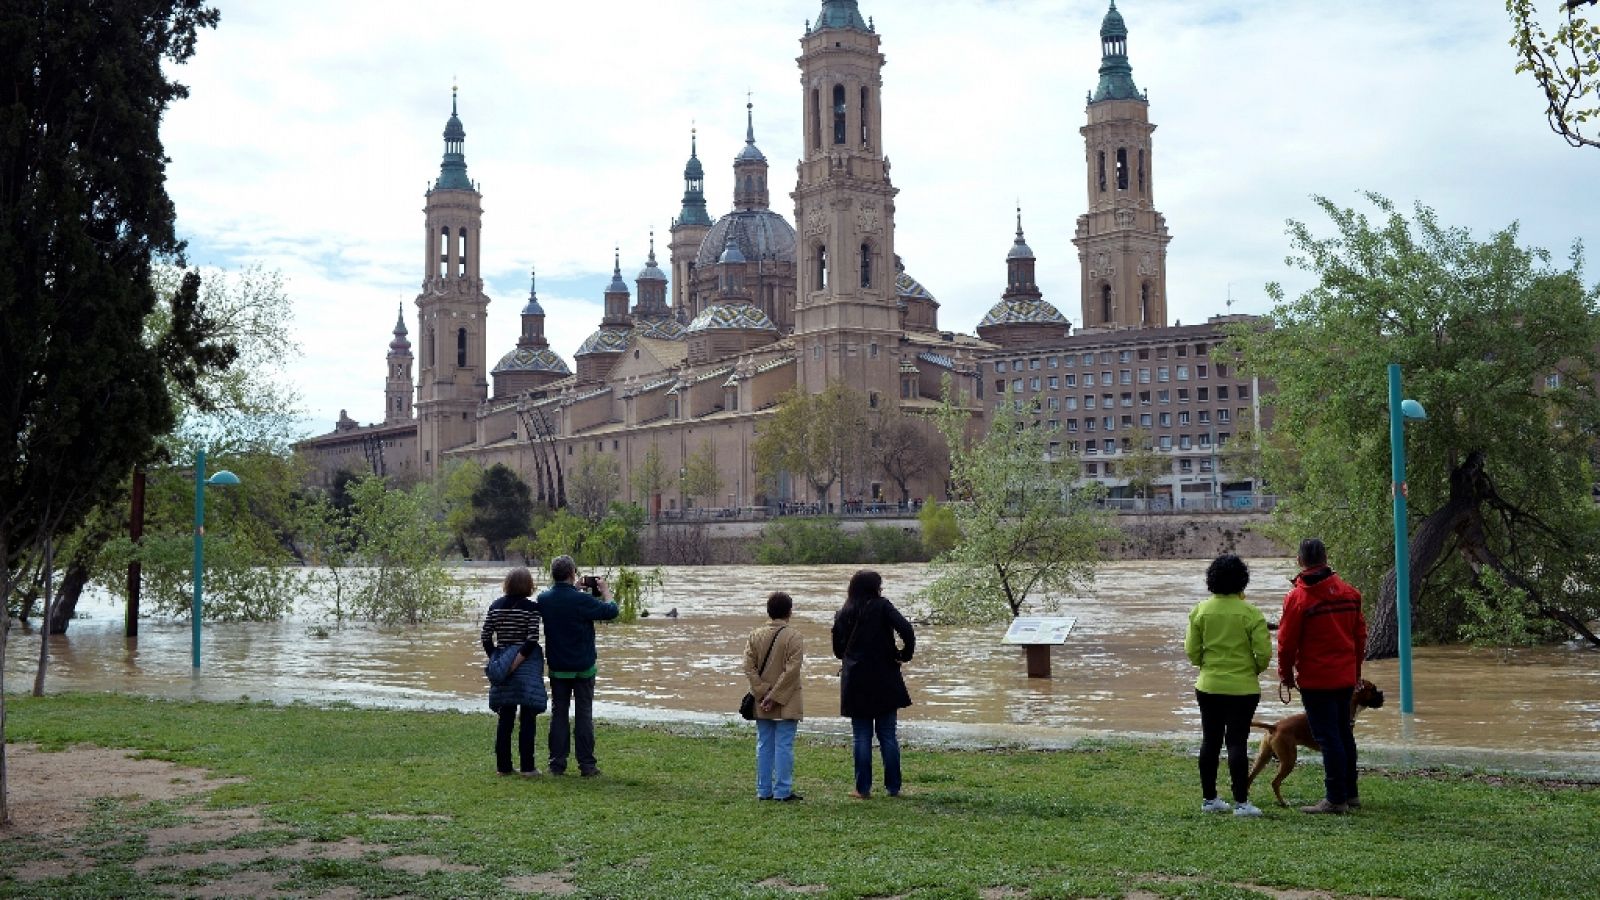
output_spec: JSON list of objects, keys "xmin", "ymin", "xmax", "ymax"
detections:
[{"xmin": 1185, "ymin": 554, "xmax": 1271, "ymax": 817}]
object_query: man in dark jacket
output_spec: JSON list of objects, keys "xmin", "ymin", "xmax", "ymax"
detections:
[
  {"xmin": 538, "ymin": 555, "xmax": 619, "ymax": 776},
  {"xmin": 1278, "ymin": 538, "xmax": 1369, "ymax": 814}
]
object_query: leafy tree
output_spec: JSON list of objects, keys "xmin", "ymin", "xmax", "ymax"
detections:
[
  {"xmin": 469, "ymin": 464, "xmax": 534, "ymax": 561},
  {"xmin": 534, "ymin": 503, "xmax": 643, "ymax": 568},
  {"xmin": 567, "ymin": 450, "xmax": 621, "ymax": 522},
  {"xmin": 1120, "ymin": 427, "xmax": 1169, "ymax": 501},
  {"xmin": 344, "ymin": 475, "xmax": 462, "ymax": 627},
  {"xmin": 632, "ymin": 444, "xmax": 668, "ymax": 517},
  {"xmin": 918, "ymin": 500, "xmax": 960, "ymax": 557},
  {"xmin": 754, "ymin": 518, "xmax": 862, "ymax": 564},
  {"xmin": 754, "ymin": 383, "xmax": 869, "ymax": 504},
  {"xmin": 859, "ymin": 524, "xmax": 927, "ymax": 563},
  {"xmin": 1509, "ymin": 0, "xmax": 1600, "ymax": 149},
  {"xmin": 681, "ymin": 441, "xmax": 724, "ymax": 509},
  {"xmin": 925, "ymin": 383, "xmax": 1115, "ymax": 623},
  {"xmin": 872, "ymin": 401, "xmax": 941, "ymax": 503},
  {"xmin": 1225, "ymin": 193, "xmax": 1600, "ymax": 654},
  {"xmin": 437, "ymin": 459, "xmax": 484, "ymax": 557}
]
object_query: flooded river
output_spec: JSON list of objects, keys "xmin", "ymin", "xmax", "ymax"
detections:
[{"xmin": 8, "ymin": 561, "xmax": 1598, "ymax": 777}]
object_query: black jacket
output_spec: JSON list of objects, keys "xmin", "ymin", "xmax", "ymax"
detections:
[{"xmin": 832, "ymin": 597, "xmax": 915, "ymax": 718}]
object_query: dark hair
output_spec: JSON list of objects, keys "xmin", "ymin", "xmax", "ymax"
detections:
[
  {"xmin": 1298, "ymin": 538, "xmax": 1328, "ymax": 568},
  {"xmin": 845, "ymin": 569, "xmax": 883, "ymax": 608},
  {"xmin": 1205, "ymin": 554, "xmax": 1250, "ymax": 596},
  {"xmin": 767, "ymin": 591, "xmax": 793, "ymax": 620},
  {"xmin": 551, "ymin": 555, "xmax": 577, "ymax": 583},
  {"xmin": 503, "ymin": 567, "xmax": 535, "ymax": 598}
]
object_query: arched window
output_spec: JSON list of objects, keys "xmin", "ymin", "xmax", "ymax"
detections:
[
  {"xmin": 1138, "ymin": 149, "xmax": 1146, "ymax": 195},
  {"xmin": 1101, "ymin": 284, "xmax": 1113, "ymax": 323},
  {"xmin": 832, "ymin": 85, "xmax": 846, "ymax": 145},
  {"xmin": 1097, "ymin": 152, "xmax": 1107, "ymax": 193},
  {"xmin": 860, "ymin": 86, "xmax": 870, "ymax": 146},
  {"xmin": 743, "ymin": 175, "xmax": 752, "ymax": 197},
  {"xmin": 458, "ymin": 227, "xmax": 469, "ymax": 276},
  {"xmin": 425, "ymin": 329, "xmax": 435, "ymax": 367},
  {"xmin": 457, "ymin": 327, "xmax": 467, "ymax": 367},
  {"xmin": 438, "ymin": 227, "xmax": 449, "ymax": 278},
  {"xmin": 1140, "ymin": 283, "xmax": 1150, "ymax": 324},
  {"xmin": 810, "ymin": 88, "xmax": 821, "ymax": 151},
  {"xmin": 816, "ymin": 244, "xmax": 828, "ymax": 290},
  {"xmin": 1116, "ymin": 148, "xmax": 1128, "ymax": 190},
  {"xmin": 860, "ymin": 242, "xmax": 872, "ymax": 288}
]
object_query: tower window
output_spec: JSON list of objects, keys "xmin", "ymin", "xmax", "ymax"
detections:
[
  {"xmin": 438, "ymin": 227, "xmax": 449, "ymax": 277},
  {"xmin": 860, "ymin": 86, "xmax": 870, "ymax": 146},
  {"xmin": 833, "ymin": 85, "xmax": 846, "ymax": 145},
  {"xmin": 1141, "ymin": 283, "xmax": 1151, "ymax": 325},
  {"xmin": 426, "ymin": 329, "xmax": 435, "ymax": 367},
  {"xmin": 811, "ymin": 88, "xmax": 821, "ymax": 151},
  {"xmin": 1101, "ymin": 284, "xmax": 1113, "ymax": 323},
  {"xmin": 1138, "ymin": 149, "xmax": 1146, "ymax": 195},
  {"xmin": 1097, "ymin": 152, "xmax": 1107, "ymax": 193},
  {"xmin": 458, "ymin": 227, "xmax": 469, "ymax": 276},
  {"xmin": 457, "ymin": 327, "xmax": 467, "ymax": 367},
  {"xmin": 1116, "ymin": 148, "xmax": 1128, "ymax": 191},
  {"xmin": 860, "ymin": 242, "xmax": 872, "ymax": 288},
  {"xmin": 816, "ymin": 244, "xmax": 828, "ymax": 290},
  {"xmin": 743, "ymin": 175, "xmax": 752, "ymax": 198}
]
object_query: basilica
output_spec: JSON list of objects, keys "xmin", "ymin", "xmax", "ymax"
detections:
[{"xmin": 296, "ymin": 1, "xmax": 1258, "ymax": 509}]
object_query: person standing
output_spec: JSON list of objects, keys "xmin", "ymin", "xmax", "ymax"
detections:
[
  {"xmin": 832, "ymin": 570, "xmax": 915, "ymax": 799},
  {"xmin": 538, "ymin": 555, "xmax": 619, "ymax": 777},
  {"xmin": 744, "ymin": 591, "xmax": 805, "ymax": 802},
  {"xmin": 1278, "ymin": 538, "xmax": 1368, "ymax": 814},
  {"xmin": 481, "ymin": 566, "xmax": 547, "ymax": 776},
  {"xmin": 1185, "ymin": 554, "xmax": 1271, "ymax": 816}
]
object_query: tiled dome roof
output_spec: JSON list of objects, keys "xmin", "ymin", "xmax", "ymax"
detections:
[
  {"xmin": 979, "ymin": 298, "xmax": 1070, "ymax": 327},
  {"xmin": 694, "ymin": 209, "xmax": 796, "ymax": 268},
  {"xmin": 493, "ymin": 346, "xmax": 570, "ymax": 375},
  {"xmin": 686, "ymin": 303, "xmax": 778, "ymax": 334},
  {"xmin": 635, "ymin": 317, "xmax": 686, "ymax": 341},
  {"xmin": 575, "ymin": 327, "xmax": 631, "ymax": 356}
]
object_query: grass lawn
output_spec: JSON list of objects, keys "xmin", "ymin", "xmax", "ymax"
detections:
[{"xmin": 1, "ymin": 694, "xmax": 1595, "ymax": 899}]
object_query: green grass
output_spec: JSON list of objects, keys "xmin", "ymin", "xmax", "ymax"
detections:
[{"xmin": 3, "ymin": 694, "xmax": 1596, "ymax": 899}]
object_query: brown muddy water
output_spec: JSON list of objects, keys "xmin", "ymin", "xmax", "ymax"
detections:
[{"xmin": 8, "ymin": 561, "xmax": 1598, "ymax": 777}]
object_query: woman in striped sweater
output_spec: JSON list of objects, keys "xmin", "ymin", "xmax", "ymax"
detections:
[{"xmin": 481, "ymin": 567, "xmax": 545, "ymax": 776}]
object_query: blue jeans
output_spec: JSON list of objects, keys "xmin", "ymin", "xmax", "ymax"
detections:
[
  {"xmin": 1301, "ymin": 686, "xmax": 1358, "ymax": 804},
  {"xmin": 755, "ymin": 718, "xmax": 798, "ymax": 799},
  {"xmin": 851, "ymin": 712, "xmax": 901, "ymax": 796}
]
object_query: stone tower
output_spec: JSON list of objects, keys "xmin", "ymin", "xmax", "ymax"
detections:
[
  {"xmin": 792, "ymin": 0, "xmax": 900, "ymax": 394},
  {"xmin": 415, "ymin": 87, "xmax": 490, "ymax": 478},
  {"xmin": 1072, "ymin": 0, "xmax": 1171, "ymax": 330},
  {"xmin": 384, "ymin": 303, "xmax": 414, "ymax": 424},
  {"xmin": 669, "ymin": 130, "xmax": 714, "ymax": 323}
]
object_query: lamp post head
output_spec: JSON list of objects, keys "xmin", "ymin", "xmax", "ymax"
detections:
[
  {"xmin": 206, "ymin": 470, "xmax": 242, "ymax": 487},
  {"xmin": 1400, "ymin": 399, "xmax": 1427, "ymax": 421}
]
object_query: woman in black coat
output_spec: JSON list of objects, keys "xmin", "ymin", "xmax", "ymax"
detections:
[{"xmin": 832, "ymin": 569, "xmax": 915, "ymax": 798}]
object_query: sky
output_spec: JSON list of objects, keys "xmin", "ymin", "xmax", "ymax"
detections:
[{"xmin": 157, "ymin": 0, "xmax": 1599, "ymax": 437}]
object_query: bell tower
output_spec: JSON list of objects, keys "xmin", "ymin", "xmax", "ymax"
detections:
[
  {"xmin": 1072, "ymin": 1, "xmax": 1171, "ymax": 330},
  {"xmin": 384, "ymin": 303, "xmax": 414, "ymax": 424},
  {"xmin": 792, "ymin": 0, "xmax": 899, "ymax": 394},
  {"xmin": 669, "ymin": 129, "xmax": 713, "ymax": 323},
  {"xmin": 415, "ymin": 87, "xmax": 490, "ymax": 479}
]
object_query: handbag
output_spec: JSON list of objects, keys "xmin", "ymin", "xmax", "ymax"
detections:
[{"xmin": 740, "ymin": 625, "xmax": 786, "ymax": 721}]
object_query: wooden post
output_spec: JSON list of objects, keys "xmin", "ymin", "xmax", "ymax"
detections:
[{"xmin": 1024, "ymin": 644, "xmax": 1051, "ymax": 678}]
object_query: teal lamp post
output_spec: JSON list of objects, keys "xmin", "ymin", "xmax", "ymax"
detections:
[
  {"xmin": 1387, "ymin": 364, "xmax": 1426, "ymax": 715},
  {"xmin": 192, "ymin": 448, "xmax": 240, "ymax": 670}
]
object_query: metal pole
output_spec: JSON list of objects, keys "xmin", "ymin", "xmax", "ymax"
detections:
[
  {"xmin": 126, "ymin": 468, "xmax": 145, "ymax": 638},
  {"xmin": 1387, "ymin": 364, "xmax": 1414, "ymax": 715},
  {"xmin": 192, "ymin": 448, "xmax": 206, "ymax": 670}
]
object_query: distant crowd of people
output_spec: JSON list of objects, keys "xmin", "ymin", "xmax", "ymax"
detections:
[{"xmin": 480, "ymin": 539, "xmax": 1367, "ymax": 815}]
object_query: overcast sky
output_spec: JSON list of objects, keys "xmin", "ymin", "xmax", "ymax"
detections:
[{"xmin": 159, "ymin": 0, "xmax": 1599, "ymax": 436}]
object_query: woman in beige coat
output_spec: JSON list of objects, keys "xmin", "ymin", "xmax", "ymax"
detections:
[{"xmin": 743, "ymin": 591, "xmax": 805, "ymax": 801}]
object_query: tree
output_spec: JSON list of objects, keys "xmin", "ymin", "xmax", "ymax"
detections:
[
  {"xmin": 1509, "ymin": 0, "xmax": 1600, "ymax": 150},
  {"xmin": 632, "ymin": 444, "xmax": 668, "ymax": 517},
  {"xmin": 924, "ymin": 384, "xmax": 1115, "ymax": 623},
  {"xmin": 344, "ymin": 475, "xmax": 462, "ymax": 627},
  {"xmin": 470, "ymin": 464, "xmax": 534, "ymax": 561},
  {"xmin": 0, "ymin": 0, "xmax": 222, "ymax": 826},
  {"xmin": 437, "ymin": 459, "xmax": 484, "ymax": 557},
  {"xmin": 1225, "ymin": 193, "xmax": 1600, "ymax": 655},
  {"xmin": 567, "ymin": 450, "xmax": 622, "ymax": 522},
  {"xmin": 918, "ymin": 500, "xmax": 960, "ymax": 557},
  {"xmin": 872, "ymin": 401, "xmax": 940, "ymax": 503},
  {"xmin": 682, "ymin": 441, "xmax": 724, "ymax": 509},
  {"xmin": 1120, "ymin": 427, "xmax": 1169, "ymax": 501},
  {"xmin": 754, "ymin": 383, "xmax": 869, "ymax": 504}
]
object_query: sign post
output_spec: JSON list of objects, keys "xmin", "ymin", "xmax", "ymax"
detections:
[{"xmin": 1002, "ymin": 617, "xmax": 1077, "ymax": 678}]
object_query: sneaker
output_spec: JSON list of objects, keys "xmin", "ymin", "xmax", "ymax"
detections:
[
  {"xmin": 579, "ymin": 767, "xmax": 603, "ymax": 778},
  {"xmin": 1233, "ymin": 802, "xmax": 1262, "ymax": 817},
  {"xmin": 775, "ymin": 794, "xmax": 804, "ymax": 802},
  {"xmin": 1346, "ymin": 797, "xmax": 1361, "ymax": 809},
  {"xmin": 1201, "ymin": 797, "xmax": 1232, "ymax": 813},
  {"xmin": 1300, "ymin": 799, "xmax": 1349, "ymax": 814}
]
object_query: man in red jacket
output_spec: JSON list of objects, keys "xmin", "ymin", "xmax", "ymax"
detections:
[{"xmin": 1278, "ymin": 538, "xmax": 1368, "ymax": 814}]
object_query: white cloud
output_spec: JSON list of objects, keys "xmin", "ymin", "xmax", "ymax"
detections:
[{"xmin": 162, "ymin": 0, "xmax": 1600, "ymax": 433}]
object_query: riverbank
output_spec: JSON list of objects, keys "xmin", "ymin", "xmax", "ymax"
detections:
[{"xmin": 4, "ymin": 695, "xmax": 1596, "ymax": 899}]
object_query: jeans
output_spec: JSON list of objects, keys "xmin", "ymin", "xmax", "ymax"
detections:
[
  {"xmin": 755, "ymin": 718, "xmax": 799, "ymax": 799},
  {"xmin": 1195, "ymin": 690, "xmax": 1260, "ymax": 803},
  {"xmin": 548, "ymin": 676, "xmax": 596, "ymax": 773},
  {"xmin": 851, "ymin": 712, "xmax": 901, "ymax": 796},
  {"xmin": 1301, "ymin": 686, "xmax": 1358, "ymax": 804},
  {"xmin": 495, "ymin": 705, "xmax": 540, "ymax": 774}
]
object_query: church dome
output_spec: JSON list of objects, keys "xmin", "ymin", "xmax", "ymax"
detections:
[
  {"xmin": 1101, "ymin": 0, "xmax": 1128, "ymax": 39},
  {"xmin": 694, "ymin": 210, "xmax": 796, "ymax": 269},
  {"xmin": 980, "ymin": 298, "xmax": 1070, "ymax": 327},
  {"xmin": 686, "ymin": 303, "xmax": 778, "ymax": 334},
  {"xmin": 635, "ymin": 317, "xmax": 686, "ymax": 341},
  {"xmin": 575, "ymin": 327, "xmax": 631, "ymax": 356},
  {"xmin": 492, "ymin": 346, "xmax": 570, "ymax": 376},
  {"xmin": 637, "ymin": 259, "xmax": 667, "ymax": 282},
  {"xmin": 896, "ymin": 268, "xmax": 936, "ymax": 303}
]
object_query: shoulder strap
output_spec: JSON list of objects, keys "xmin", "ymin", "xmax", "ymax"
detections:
[
  {"xmin": 757, "ymin": 625, "xmax": 787, "ymax": 677},
  {"xmin": 842, "ymin": 598, "xmax": 874, "ymax": 657}
]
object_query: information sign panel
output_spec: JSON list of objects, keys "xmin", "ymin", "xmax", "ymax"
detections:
[{"xmin": 1001, "ymin": 616, "xmax": 1076, "ymax": 645}]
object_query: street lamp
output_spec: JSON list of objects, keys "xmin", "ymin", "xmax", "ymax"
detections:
[
  {"xmin": 192, "ymin": 448, "xmax": 240, "ymax": 670},
  {"xmin": 1387, "ymin": 363, "xmax": 1426, "ymax": 715}
]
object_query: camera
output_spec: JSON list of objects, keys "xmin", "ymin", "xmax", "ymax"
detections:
[{"xmin": 580, "ymin": 575, "xmax": 601, "ymax": 596}]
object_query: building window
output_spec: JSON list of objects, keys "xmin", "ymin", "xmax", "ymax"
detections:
[
  {"xmin": 1085, "ymin": 418, "xmax": 1096, "ymax": 431},
  {"xmin": 1048, "ymin": 356, "xmax": 1059, "ymax": 368},
  {"xmin": 1199, "ymin": 411, "xmax": 1211, "ymax": 425},
  {"xmin": 1097, "ymin": 151, "xmax": 1107, "ymax": 193},
  {"xmin": 1081, "ymin": 353, "xmax": 1094, "ymax": 366},
  {"xmin": 1139, "ymin": 368, "xmax": 1151, "ymax": 384},
  {"xmin": 833, "ymin": 84, "xmax": 847, "ymax": 144},
  {"xmin": 1159, "ymin": 435, "xmax": 1172, "ymax": 450},
  {"xmin": 1140, "ymin": 413, "xmax": 1152, "ymax": 427},
  {"xmin": 1104, "ymin": 439, "xmax": 1117, "ymax": 454},
  {"xmin": 1177, "ymin": 345, "xmax": 1188, "ymax": 358},
  {"xmin": 1030, "ymin": 377, "xmax": 1041, "ymax": 391},
  {"xmin": 996, "ymin": 361, "xmax": 1008, "ymax": 374},
  {"xmin": 1115, "ymin": 147, "xmax": 1129, "ymax": 190},
  {"xmin": 1012, "ymin": 378, "xmax": 1024, "ymax": 393},
  {"xmin": 1218, "ymin": 385, "xmax": 1230, "ymax": 401},
  {"xmin": 1178, "ymin": 389, "xmax": 1189, "ymax": 403},
  {"xmin": 1083, "ymin": 373, "xmax": 1095, "ymax": 387},
  {"xmin": 1085, "ymin": 395, "xmax": 1097, "ymax": 410},
  {"xmin": 860, "ymin": 85, "xmax": 871, "ymax": 145},
  {"xmin": 1103, "ymin": 416, "xmax": 1114, "ymax": 431},
  {"xmin": 1067, "ymin": 419, "xmax": 1079, "ymax": 432},
  {"xmin": 1048, "ymin": 397, "xmax": 1059, "ymax": 410},
  {"xmin": 1178, "ymin": 411, "xmax": 1190, "ymax": 426},
  {"xmin": 1157, "ymin": 367, "xmax": 1169, "ymax": 382},
  {"xmin": 1030, "ymin": 358, "xmax": 1041, "ymax": 370},
  {"xmin": 1158, "ymin": 389, "xmax": 1169, "ymax": 403},
  {"xmin": 1238, "ymin": 384, "xmax": 1251, "ymax": 400},
  {"xmin": 995, "ymin": 379, "xmax": 1006, "ymax": 393},
  {"xmin": 1157, "ymin": 346, "xmax": 1169, "ymax": 359},
  {"xmin": 1177, "ymin": 365, "xmax": 1189, "ymax": 381},
  {"xmin": 1065, "ymin": 397, "xmax": 1078, "ymax": 411},
  {"xmin": 1197, "ymin": 365, "xmax": 1208, "ymax": 379},
  {"xmin": 1065, "ymin": 374, "xmax": 1077, "ymax": 387},
  {"xmin": 1196, "ymin": 343, "xmax": 1209, "ymax": 356},
  {"xmin": 816, "ymin": 244, "xmax": 828, "ymax": 290},
  {"xmin": 457, "ymin": 328, "xmax": 467, "ymax": 367},
  {"xmin": 1101, "ymin": 284, "xmax": 1112, "ymax": 322},
  {"xmin": 1218, "ymin": 363, "xmax": 1229, "ymax": 377},
  {"xmin": 1139, "ymin": 391, "xmax": 1150, "ymax": 405},
  {"xmin": 1120, "ymin": 370, "xmax": 1132, "ymax": 385},
  {"xmin": 869, "ymin": 391, "xmax": 879, "ymax": 409},
  {"xmin": 1198, "ymin": 387, "xmax": 1209, "ymax": 402},
  {"xmin": 1160, "ymin": 412, "xmax": 1172, "ymax": 427},
  {"xmin": 1120, "ymin": 393, "xmax": 1133, "ymax": 407},
  {"xmin": 861, "ymin": 244, "xmax": 873, "ymax": 288},
  {"xmin": 1101, "ymin": 370, "xmax": 1112, "ymax": 384},
  {"xmin": 1180, "ymin": 458, "xmax": 1192, "ymax": 473},
  {"xmin": 1048, "ymin": 376, "xmax": 1059, "ymax": 389},
  {"xmin": 1180, "ymin": 435, "xmax": 1193, "ymax": 450},
  {"xmin": 1218, "ymin": 408, "xmax": 1231, "ymax": 423},
  {"xmin": 869, "ymin": 342, "xmax": 879, "ymax": 359}
]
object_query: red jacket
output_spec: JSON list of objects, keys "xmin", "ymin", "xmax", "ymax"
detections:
[{"xmin": 1277, "ymin": 566, "xmax": 1367, "ymax": 690}]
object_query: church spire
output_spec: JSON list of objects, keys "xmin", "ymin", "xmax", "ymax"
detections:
[
  {"xmin": 389, "ymin": 303, "xmax": 411, "ymax": 353},
  {"xmin": 1091, "ymin": 1, "xmax": 1142, "ymax": 103},
  {"xmin": 814, "ymin": 0, "xmax": 870, "ymax": 32},
  {"xmin": 435, "ymin": 85, "xmax": 473, "ymax": 190},
  {"xmin": 733, "ymin": 99, "xmax": 770, "ymax": 211},
  {"xmin": 676, "ymin": 127, "xmax": 713, "ymax": 227}
]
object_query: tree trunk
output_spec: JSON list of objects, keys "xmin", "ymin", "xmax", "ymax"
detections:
[
  {"xmin": 49, "ymin": 562, "xmax": 89, "ymax": 635},
  {"xmin": 32, "ymin": 539, "xmax": 54, "ymax": 696},
  {"xmin": 1, "ymin": 611, "xmax": 11, "ymax": 827}
]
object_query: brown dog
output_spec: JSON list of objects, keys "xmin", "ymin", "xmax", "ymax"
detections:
[{"xmin": 1246, "ymin": 679, "xmax": 1384, "ymax": 806}]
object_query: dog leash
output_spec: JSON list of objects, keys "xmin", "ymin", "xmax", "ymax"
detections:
[{"xmin": 1278, "ymin": 682, "xmax": 1294, "ymax": 704}]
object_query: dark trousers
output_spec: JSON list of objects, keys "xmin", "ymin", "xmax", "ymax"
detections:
[
  {"xmin": 495, "ymin": 705, "xmax": 539, "ymax": 774},
  {"xmin": 1301, "ymin": 686, "xmax": 1358, "ymax": 804},
  {"xmin": 548, "ymin": 676, "xmax": 596, "ymax": 773},
  {"xmin": 850, "ymin": 712, "xmax": 901, "ymax": 797},
  {"xmin": 1196, "ymin": 689, "xmax": 1260, "ymax": 803}
]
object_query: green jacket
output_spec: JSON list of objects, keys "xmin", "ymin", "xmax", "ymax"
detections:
[{"xmin": 1185, "ymin": 593, "xmax": 1271, "ymax": 695}]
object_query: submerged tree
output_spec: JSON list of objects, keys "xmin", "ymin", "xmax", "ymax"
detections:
[
  {"xmin": 1227, "ymin": 193, "xmax": 1600, "ymax": 655},
  {"xmin": 470, "ymin": 464, "xmax": 534, "ymax": 560},
  {"xmin": 1508, "ymin": 0, "xmax": 1600, "ymax": 150}
]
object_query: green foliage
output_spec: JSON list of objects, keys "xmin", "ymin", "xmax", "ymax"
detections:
[
  {"xmin": 534, "ymin": 503, "xmax": 644, "ymax": 568},
  {"xmin": 754, "ymin": 518, "xmax": 861, "ymax": 564},
  {"xmin": 681, "ymin": 440, "xmax": 724, "ymax": 508},
  {"xmin": 610, "ymin": 566, "xmax": 662, "ymax": 624},
  {"xmin": 1509, "ymin": 0, "xmax": 1600, "ymax": 150},
  {"xmin": 342, "ymin": 475, "xmax": 463, "ymax": 627},
  {"xmin": 754, "ymin": 383, "xmax": 869, "ymax": 502},
  {"xmin": 918, "ymin": 500, "xmax": 960, "ymax": 557},
  {"xmin": 436, "ymin": 460, "xmax": 485, "ymax": 558},
  {"xmin": 858, "ymin": 524, "xmax": 927, "ymax": 563},
  {"xmin": 1119, "ymin": 427, "xmax": 1168, "ymax": 499},
  {"xmin": 1225, "ymin": 194, "xmax": 1600, "ymax": 645},
  {"xmin": 469, "ymin": 464, "xmax": 533, "ymax": 560},
  {"xmin": 567, "ymin": 450, "xmax": 621, "ymax": 522},
  {"xmin": 631, "ymin": 444, "xmax": 668, "ymax": 513},
  {"xmin": 926, "ymin": 379, "xmax": 1114, "ymax": 623}
]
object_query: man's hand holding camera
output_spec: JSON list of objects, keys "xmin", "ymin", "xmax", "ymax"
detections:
[{"xmin": 580, "ymin": 574, "xmax": 613, "ymax": 601}]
